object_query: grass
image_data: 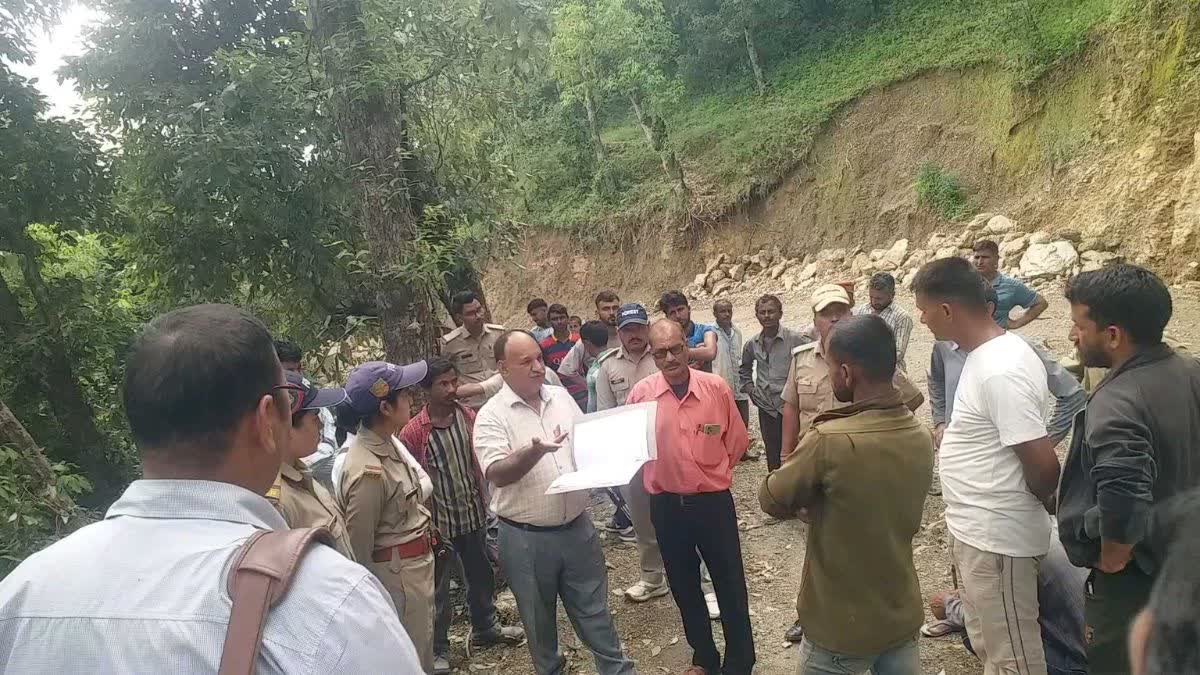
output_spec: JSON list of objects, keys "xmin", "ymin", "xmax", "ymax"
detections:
[
  {"xmin": 522, "ymin": 0, "xmax": 1117, "ymax": 231},
  {"xmin": 915, "ymin": 163, "xmax": 969, "ymax": 221}
]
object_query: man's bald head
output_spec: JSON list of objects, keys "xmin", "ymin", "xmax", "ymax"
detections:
[
  {"xmin": 649, "ymin": 318, "xmax": 684, "ymax": 345},
  {"xmin": 495, "ymin": 329, "xmax": 546, "ymax": 399},
  {"xmin": 648, "ymin": 319, "xmax": 689, "ymax": 384}
]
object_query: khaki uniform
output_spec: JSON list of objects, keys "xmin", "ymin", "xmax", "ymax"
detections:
[
  {"xmin": 782, "ymin": 340, "xmax": 923, "ymax": 436},
  {"xmin": 269, "ymin": 460, "xmax": 356, "ymax": 560},
  {"xmin": 440, "ymin": 323, "xmax": 506, "ymax": 408},
  {"xmin": 340, "ymin": 427, "xmax": 435, "ymax": 673},
  {"xmin": 595, "ymin": 346, "xmax": 664, "ymax": 586}
]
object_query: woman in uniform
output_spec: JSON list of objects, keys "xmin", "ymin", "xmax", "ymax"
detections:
[
  {"xmin": 339, "ymin": 360, "xmax": 436, "ymax": 673},
  {"xmin": 268, "ymin": 370, "xmax": 356, "ymax": 559}
]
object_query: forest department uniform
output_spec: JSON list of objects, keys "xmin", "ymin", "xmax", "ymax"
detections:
[
  {"xmin": 268, "ymin": 459, "xmax": 355, "ymax": 560},
  {"xmin": 440, "ymin": 322, "xmax": 506, "ymax": 408},
  {"xmin": 340, "ymin": 426, "xmax": 436, "ymax": 673}
]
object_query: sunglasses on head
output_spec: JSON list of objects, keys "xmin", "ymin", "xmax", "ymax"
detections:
[{"xmin": 270, "ymin": 383, "xmax": 307, "ymax": 415}]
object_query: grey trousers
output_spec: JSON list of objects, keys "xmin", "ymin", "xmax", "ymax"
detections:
[
  {"xmin": 498, "ymin": 516, "xmax": 634, "ymax": 675},
  {"xmin": 620, "ymin": 465, "xmax": 665, "ymax": 586},
  {"xmin": 434, "ymin": 526, "xmax": 500, "ymax": 655}
]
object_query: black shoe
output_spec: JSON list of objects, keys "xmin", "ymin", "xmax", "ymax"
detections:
[
  {"xmin": 784, "ymin": 620, "xmax": 804, "ymax": 643},
  {"xmin": 471, "ymin": 625, "xmax": 525, "ymax": 648}
]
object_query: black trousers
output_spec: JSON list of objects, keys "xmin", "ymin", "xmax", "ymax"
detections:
[
  {"xmin": 758, "ymin": 409, "xmax": 783, "ymax": 471},
  {"xmin": 734, "ymin": 399, "xmax": 750, "ymax": 428},
  {"xmin": 1086, "ymin": 565, "xmax": 1154, "ymax": 674},
  {"xmin": 650, "ymin": 490, "xmax": 755, "ymax": 675},
  {"xmin": 434, "ymin": 526, "xmax": 501, "ymax": 654}
]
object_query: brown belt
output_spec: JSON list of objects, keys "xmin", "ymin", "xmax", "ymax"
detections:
[{"xmin": 372, "ymin": 532, "xmax": 434, "ymax": 562}]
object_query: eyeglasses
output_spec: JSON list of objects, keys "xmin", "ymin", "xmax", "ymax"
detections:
[
  {"xmin": 651, "ymin": 344, "xmax": 687, "ymax": 360},
  {"xmin": 271, "ymin": 383, "xmax": 307, "ymax": 415}
]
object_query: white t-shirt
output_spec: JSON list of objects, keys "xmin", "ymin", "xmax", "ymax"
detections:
[{"xmin": 940, "ymin": 331, "xmax": 1052, "ymax": 557}]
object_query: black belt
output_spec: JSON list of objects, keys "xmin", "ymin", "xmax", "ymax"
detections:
[{"xmin": 499, "ymin": 513, "xmax": 581, "ymax": 532}]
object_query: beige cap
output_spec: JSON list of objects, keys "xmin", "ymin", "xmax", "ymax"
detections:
[{"xmin": 811, "ymin": 283, "xmax": 852, "ymax": 312}]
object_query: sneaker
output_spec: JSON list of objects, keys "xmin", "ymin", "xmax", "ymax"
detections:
[
  {"xmin": 704, "ymin": 592, "xmax": 720, "ymax": 620},
  {"xmin": 624, "ymin": 580, "xmax": 669, "ymax": 602},
  {"xmin": 471, "ymin": 625, "xmax": 525, "ymax": 648},
  {"xmin": 603, "ymin": 518, "xmax": 624, "ymax": 532},
  {"xmin": 616, "ymin": 526, "xmax": 637, "ymax": 543},
  {"xmin": 784, "ymin": 619, "xmax": 804, "ymax": 643},
  {"xmin": 433, "ymin": 653, "xmax": 451, "ymax": 675}
]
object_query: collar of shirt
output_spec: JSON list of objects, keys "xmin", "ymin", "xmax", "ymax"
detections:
[
  {"xmin": 106, "ymin": 479, "xmax": 287, "ymax": 530},
  {"xmin": 494, "ymin": 380, "xmax": 552, "ymax": 411},
  {"xmin": 618, "ymin": 344, "xmax": 653, "ymax": 364},
  {"xmin": 355, "ymin": 425, "xmax": 395, "ymax": 457},
  {"xmin": 646, "ymin": 371, "xmax": 710, "ymax": 403},
  {"xmin": 279, "ymin": 460, "xmax": 309, "ymax": 486}
]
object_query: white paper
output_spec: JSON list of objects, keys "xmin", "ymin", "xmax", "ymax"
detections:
[{"xmin": 546, "ymin": 402, "xmax": 657, "ymax": 494}]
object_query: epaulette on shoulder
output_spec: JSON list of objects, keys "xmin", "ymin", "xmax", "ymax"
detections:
[
  {"xmin": 485, "ymin": 323, "xmax": 507, "ymax": 331},
  {"xmin": 441, "ymin": 326, "xmax": 466, "ymax": 343},
  {"xmin": 792, "ymin": 342, "xmax": 818, "ymax": 356},
  {"xmin": 265, "ymin": 482, "xmax": 282, "ymax": 502}
]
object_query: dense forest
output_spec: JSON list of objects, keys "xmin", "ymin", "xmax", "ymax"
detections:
[{"xmin": 0, "ymin": 0, "xmax": 1135, "ymax": 571}]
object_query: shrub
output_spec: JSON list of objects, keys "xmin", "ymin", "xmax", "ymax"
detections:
[
  {"xmin": 915, "ymin": 163, "xmax": 969, "ymax": 221},
  {"xmin": 0, "ymin": 447, "xmax": 93, "ymax": 578}
]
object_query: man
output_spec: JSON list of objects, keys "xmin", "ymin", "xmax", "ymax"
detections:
[
  {"xmin": 0, "ymin": 304, "xmax": 419, "ymax": 671},
  {"xmin": 660, "ymin": 290, "xmax": 718, "ymax": 372},
  {"xmin": 927, "ymin": 530, "xmax": 1088, "ymax": 675},
  {"xmin": 274, "ymin": 339, "xmax": 339, "ymax": 471},
  {"xmin": 627, "ymin": 320, "xmax": 754, "ymax": 675},
  {"xmin": 712, "ymin": 299, "xmax": 754, "ymax": 459},
  {"xmin": 928, "ymin": 284, "xmax": 1087, "ymax": 495},
  {"xmin": 596, "ymin": 303, "xmax": 671, "ymax": 603},
  {"xmin": 1058, "ymin": 263, "xmax": 1200, "ymax": 673},
  {"xmin": 528, "ymin": 298, "xmax": 553, "ymax": 343},
  {"xmin": 558, "ymin": 289, "xmax": 622, "ymax": 391},
  {"xmin": 568, "ymin": 315, "xmax": 583, "ymax": 335},
  {"xmin": 399, "ymin": 358, "xmax": 525, "ymax": 675},
  {"xmin": 580, "ymin": 319, "xmax": 636, "ymax": 538},
  {"xmin": 1128, "ymin": 496, "xmax": 1200, "ymax": 675},
  {"xmin": 539, "ymin": 303, "xmax": 577, "ymax": 372},
  {"xmin": 442, "ymin": 291, "xmax": 507, "ymax": 409},
  {"xmin": 777, "ymin": 283, "xmax": 923, "ymax": 644},
  {"xmin": 852, "ymin": 272, "xmax": 913, "ymax": 370},
  {"xmin": 473, "ymin": 330, "xmax": 634, "ymax": 675},
  {"xmin": 740, "ymin": 294, "xmax": 811, "ymax": 472},
  {"xmin": 912, "ymin": 257, "xmax": 1061, "ymax": 675},
  {"xmin": 761, "ymin": 315, "xmax": 932, "ymax": 675},
  {"xmin": 972, "ymin": 239, "xmax": 1049, "ymax": 329}
]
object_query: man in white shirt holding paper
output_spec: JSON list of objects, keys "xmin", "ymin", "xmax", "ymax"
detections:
[{"xmin": 473, "ymin": 329, "xmax": 634, "ymax": 675}]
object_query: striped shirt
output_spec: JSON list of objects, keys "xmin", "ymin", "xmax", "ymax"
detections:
[
  {"xmin": 427, "ymin": 410, "xmax": 486, "ymax": 538},
  {"xmin": 853, "ymin": 303, "xmax": 913, "ymax": 370},
  {"xmin": 540, "ymin": 333, "xmax": 578, "ymax": 372}
]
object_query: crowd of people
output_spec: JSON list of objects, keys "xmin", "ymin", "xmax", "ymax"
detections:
[{"xmin": 0, "ymin": 242, "xmax": 1198, "ymax": 675}]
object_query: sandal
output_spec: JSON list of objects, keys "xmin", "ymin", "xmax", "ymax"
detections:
[{"xmin": 920, "ymin": 620, "xmax": 961, "ymax": 638}]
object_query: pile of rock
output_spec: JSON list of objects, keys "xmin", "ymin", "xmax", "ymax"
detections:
[{"xmin": 686, "ymin": 213, "xmax": 1126, "ymax": 302}]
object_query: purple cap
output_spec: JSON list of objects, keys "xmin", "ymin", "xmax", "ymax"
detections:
[
  {"xmin": 345, "ymin": 360, "xmax": 428, "ymax": 415},
  {"xmin": 285, "ymin": 370, "xmax": 349, "ymax": 411}
]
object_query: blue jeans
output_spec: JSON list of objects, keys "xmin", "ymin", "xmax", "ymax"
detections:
[
  {"xmin": 796, "ymin": 636, "xmax": 920, "ymax": 675},
  {"xmin": 498, "ymin": 516, "xmax": 634, "ymax": 675}
]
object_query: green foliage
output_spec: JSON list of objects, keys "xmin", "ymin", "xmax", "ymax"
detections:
[
  {"xmin": 0, "ymin": 446, "xmax": 92, "ymax": 578},
  {"xmin": 915, "ymin": 163, "xmax": 969, "ymax": 221}
]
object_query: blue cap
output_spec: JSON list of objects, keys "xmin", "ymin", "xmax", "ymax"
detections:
[
  {"xmin": 617, "ymin": 303, "xmax": 649, "ymax": 328},
  {"xmin": 345, "ymin": 360, "xmax": 428, "ymax": 415},
  {"xmin": 285, "ymin": 370, "xmax": 348, "ymax": 411}
]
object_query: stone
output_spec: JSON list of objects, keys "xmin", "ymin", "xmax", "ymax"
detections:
[
  {"xmin": 729, "ymin": 264, "xmax": 746, "ymax": 281},
  {"xmin": 881, "ymin": 239, "xmax": 910, "ymax": 269},
  {"xmin": 758, "ymin": 249, "xmax": 775, "ymax": 267},
  {"xmin": 1080, "ymin": 236, "xmax": 1116, "ymax": 253},
  {"xmin": 1028, "ymin": 231, "xmax": 1052, "ymax": 245},
  {"xmin": 783, "ymin": 275, "xmax": 797, "ymax": 292},
  {"xmin": 768, "ymin": 262, "xmax": 788, "ymax": 280},
  {"xmin": 999, "ymin": 235, "xmax": 1029, "ymax": 258},
  {"xmin": 869, "ymin": 248, "xmax": 887, "ymax": 263},
  {"xmin": 1020, "ymin": 241, "xmax": 1080, "ymax": 279},
  {"xmin": 798, "ymin": 262, "xmax": 819, "ymax": 281},
  {"xmin": 935, "ymin": 245, "xmax": 960, "ymax": 259},
  {"xmin": 712, "ymin": 279, "xmax": 734, "ymax": 297},
  {"xmin": 705, "ymin": 254, "xmax": 725, "ymax": 275},
  {"xmin": 954, "ymin": 229, "xmax": 977, "ymax": 248},
  {"xmin": 966, "ymin": 212, "xmax": 995, "ymax": 232},
  {"xmin": 693, "ymin": 273, "xmax": 708, "ymax": 289},
  {"xmin": 927, "ymin": 232, "xmax": 951, "ymax": 250},
  {"xmin": 1081, "ymin": 250, "xmax": 1122, "ymax": 265},
  {"xmin": 816, "ymin": 248, "xmax": 847, "ymax": 263},
  {"xmin": 707, "ymin": 269, "xmax": 728, "ymax": 287},
  {"xmin": 984, "ymin": 215, "xmax": 1017, "ymax": 235},
  {"xmin": 850, "ymin": 252, "xmax": 872, "ymax": 277},
  {"xmin": 1058, "ymin": 228, "xmax": 1082, "ymax": 244}
]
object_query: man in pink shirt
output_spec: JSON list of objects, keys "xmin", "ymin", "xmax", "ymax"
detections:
[{"xmin": 627, "ymin": 320, "xmax": 754, "ymax": 675}]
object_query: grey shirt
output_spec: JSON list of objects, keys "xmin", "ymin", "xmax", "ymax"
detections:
[
  {"xmin": 0, "ymin": 480, "xmax": 419, "ymax": 673},
  {"xmin": 928, "ymin": 336, "xmax": 1085, "ymax": 443},
  {"xmin": 739, "ymin": 326, "xmax": 812, "ymax": 416}
]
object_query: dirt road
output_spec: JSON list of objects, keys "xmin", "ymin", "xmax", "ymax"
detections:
[{"xmin": 444, "ymin": 281, "xmax": 1200, "ymax": 675}]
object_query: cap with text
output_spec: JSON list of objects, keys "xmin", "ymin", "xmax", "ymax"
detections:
[
  {"xmin": 617, "ymin": 303, "xmax": 650, "ymax": 328},
  {"xmin": 811, "ymin": 284, "xmax": 852, "ymax": 312},
  {"xmin": 285, "ymin": 370, "xmax": 349, "ymax": 411},
  {"xmin": 345, "ymin": 360, "xmax": 429, "ymax": 415}
]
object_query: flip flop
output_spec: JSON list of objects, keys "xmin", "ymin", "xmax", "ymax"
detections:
[{"xmin": 920, "ymin": 620, "xmax": 961, "ymax": 638}]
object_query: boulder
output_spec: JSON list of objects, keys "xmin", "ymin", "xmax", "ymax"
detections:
[
  {"xmin": 712, "ymin": 279, "xmax": 734, "ymax": 297},
  {"xmin": 729, "ymin": 264, "xmax": 746, "ymax": 281},
  {"xmin": 927, "ymin": 232, "xmax": 952, "ymax": 250},
  {"xmin": 693, "ymin": 272, "xmax": 708, "ymax": 289},
  {"xmin": 758, "ymin": 249, "xmax": 775, "ymax": 267},
  {"xmin": 1081, "ymin": 250, "xmax": 1122, "ymax": 265},
  {"xmin": 816, "ymin": 248, "xmax": 847, "ymax": 263},
  {"xmin": 783, "ymin": 275, "xmax": 797, "ymax": 292},
  {"xmin": 707, "ymin": 269, "xmax": 728, "ymax": 287},
  {"xmin": 999, "ymin": 235, "xmax": 1029, "ymax": 258},
  {"xmin": 881, "ymin": 239, "xmax": 910, "ymax": 269},
  {"xmin": 966, "ymin": 212, "xmax": 995, "ymax": 232},
  {"xmin": 1080, "ymin": 236, "xmax": 1116, "ymax": 253},
  {"xmin": 935, "ymin": 245, "xmax": 960, "ymax": 259},
  {"xmin": 984, "ymin": 215, "xmax": 1017, "ymax": 235},
  {"xmin": 1028, "ymin": 231, "xmax": 1052, "ymax": 245},
  {"xmin": 798, "ymin": 262, "xmax": 820, "ymax": 281},
  {"xmin": 1058, "ymin": 228, "xmax": 1082, "ymax": 244},
  {"xmin": 704, "ymin": 254, "xmax": 726, "ymax": 275},
  {"xmin": 768, "ymin": 262, "xmax": 789, "ymax": 280},
  {"xmin": 1020, "ymin": 241, "xmax": 1079, "ymax": 279},
  {"xmin": 869, "ymin": 248, "xmax": 887, "ymax": 263},
  {"xmin": 954, "ymin": 228, "xmax": 977, "ymax": 248}
]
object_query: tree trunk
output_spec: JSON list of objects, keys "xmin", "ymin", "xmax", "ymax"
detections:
[
  {"xmin": 629, "ymin": 92, "xmax": 690, "ymax": 198},
  {"xmin": 582, "ymin": 83, "xmax": 607, "ymax": 163},
  {"xmin": 8, "ymin": 239, "xmax": 119, "ymax": 503},
  {"xmin": 0, "ymin": 397, "xmax": 55, "ymax": 489},
  {"xmin": 629, "ymin": 93, "xmax": 657, "ymax": 147},
  {"xmin": 744, "ymin": 26, "xmax": 766, "ymax": 96},
  {"xmin": 311, "ymin": 0, "xmax": 440, "ymax": 364}
]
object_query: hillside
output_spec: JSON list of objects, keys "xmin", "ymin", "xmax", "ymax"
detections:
[{"xmin": 486, "ymin": 0, "xmax": 1200, "ymax": 320}]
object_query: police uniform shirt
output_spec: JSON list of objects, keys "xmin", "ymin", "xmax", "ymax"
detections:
[
  {"xmin": 339, "ymin": 426, "xmax": 432, "ymax": 564},
  {"xmin": 440, "ymin": 323, "xmax": 506, "ymax": 407},
  {"xmin": 269, "ymin": 459, "xmax": 356, "ymax": 560},
  {"xmin": 782, "ymin": 340, "xmax": 922, "ymax": 434}
]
